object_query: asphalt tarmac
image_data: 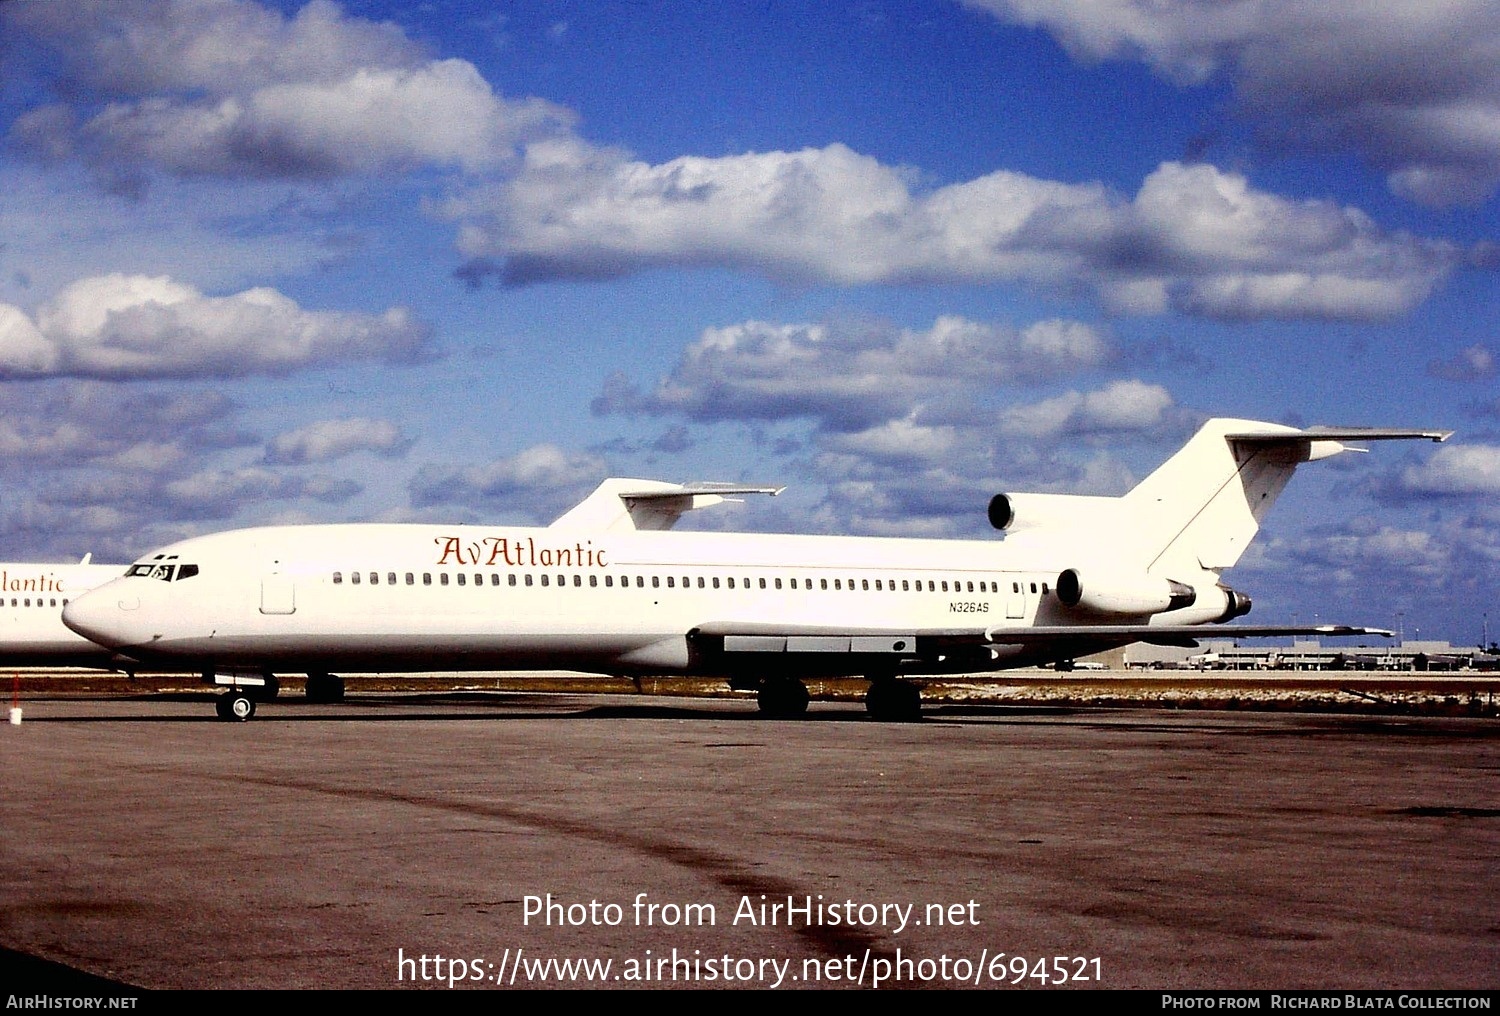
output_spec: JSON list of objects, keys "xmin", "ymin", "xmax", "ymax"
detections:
[{"xmin": 2, "ymin": 692, "xmax": 1496, "ymax": 990}]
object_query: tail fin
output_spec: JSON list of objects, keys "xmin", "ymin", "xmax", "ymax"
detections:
[
  {"xmin": 995, "ymin": 419, "xmax": 1449, "ymax": 578},
  {"xmin": 1124, "ymin": 419, "xmax": 1450, "ymax": 577}
]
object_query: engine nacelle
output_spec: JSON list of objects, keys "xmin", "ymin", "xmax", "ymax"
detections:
[
  {"xmin": 1056, "ymin": 568, "xmax": 1197, "ymax": 616},
  {"xmin": 1216, "ymin": 586, "xmax": 1253, "ymax": 621},
  {"xmin": 988, "ymin": 492, "xmax": 1125, "ymax": 533}
]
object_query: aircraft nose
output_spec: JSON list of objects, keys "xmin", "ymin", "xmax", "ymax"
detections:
[{"xmin": 62, "ymin": 588, "xmax": 138, "ymax": 648}]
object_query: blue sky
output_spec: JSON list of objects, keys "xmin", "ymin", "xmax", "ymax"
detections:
[{"xmin": 1, "ymin": 0, "xmax": 1497, "ymax": 645}]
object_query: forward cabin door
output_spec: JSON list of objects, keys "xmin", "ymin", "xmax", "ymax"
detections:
[{"xmin": 260, "ymin": 573, "xmax": 296, "ymax": 615}]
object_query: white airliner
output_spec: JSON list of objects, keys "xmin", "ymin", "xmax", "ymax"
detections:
[
  {"xmin": 1, "ymin": 555, "xmax": 125, "ymax": 668},
  {"xmin": 62, "ymin": 419, "xmax": 1450, "ymax": 721}
]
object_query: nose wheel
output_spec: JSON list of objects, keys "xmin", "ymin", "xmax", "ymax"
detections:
[{"xmin": 214, "ymin": 691, "xmax": 256, "ymax": 722}]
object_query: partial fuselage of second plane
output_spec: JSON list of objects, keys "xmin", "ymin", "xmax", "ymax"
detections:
[{"xmin": 1, "ymin": 557, "xmax": 124, "ymax": 668}]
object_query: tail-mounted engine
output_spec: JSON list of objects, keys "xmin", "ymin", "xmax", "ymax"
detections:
[
  {"xmin": 1056, "ymin": 568, "xmax": 1197, "ymax": 616},
  {"xmin": 1216, "ymin": 586, "xmax": 1252, "ymax": 621}
]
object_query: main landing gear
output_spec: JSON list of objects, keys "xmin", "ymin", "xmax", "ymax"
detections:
[
  {"xmin": 757, "ymin": 676, "xmax": 810, "ymax": 718},
  {"xmin": 753, "ymin": 674, "xmax": 924, "ymax": 721},
  {"xmin": 865, "ymin": 675, "xmax": 922, "ymax": 723},
  {"xmin": 305, "ymin": 672, "xmax": 345, "ymax": 704}
]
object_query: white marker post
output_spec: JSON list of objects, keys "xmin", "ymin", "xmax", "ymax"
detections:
[{"xmin": 9, "ymin": 673, "xmax": 20, "ymax": 725}]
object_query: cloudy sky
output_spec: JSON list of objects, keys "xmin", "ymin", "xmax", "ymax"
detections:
[{"xmin": 2, "ymin": 0, "xmax": 1497, "ymax": 644}]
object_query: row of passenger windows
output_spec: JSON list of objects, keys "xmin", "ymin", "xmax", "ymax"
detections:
[
  {"xmin": 6, "ymin": 597, "xmax": 66, "ymax": 608},
  {"xmin": 330, "ymin": 570, "xmax": 1050, "ymax": 595}
]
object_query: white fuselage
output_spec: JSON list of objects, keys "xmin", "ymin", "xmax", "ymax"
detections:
[
  {"xmin": 1, "ymin": 561, "xmax": 125, "ymax": 666},
  {"xmin": 61, "ymin": 522, "xmax": 1229, "ymax": 678}
]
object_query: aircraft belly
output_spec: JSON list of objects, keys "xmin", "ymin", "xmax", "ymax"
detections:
[{"xmin": 118, "ymin": 630, "xmax": 682, "ymax": 674}]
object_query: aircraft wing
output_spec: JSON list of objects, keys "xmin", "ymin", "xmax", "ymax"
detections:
[
  {"xmin": 690, "ymin": 621, "xmax": 1392, "ymax": 658},
  {"xmin": 982, "ymin": 623, "xmax": 1392, "ymax": 649}
]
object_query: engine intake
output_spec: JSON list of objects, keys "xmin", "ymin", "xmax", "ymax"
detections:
[{"xmin": 987, "ymin": 493, "xmax": 1014, "ymax": 531}]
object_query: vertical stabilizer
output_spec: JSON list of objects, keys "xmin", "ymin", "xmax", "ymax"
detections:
[{"xmin": 1124, "ymin": 419, "xmax": 1450, "ymax": 578}]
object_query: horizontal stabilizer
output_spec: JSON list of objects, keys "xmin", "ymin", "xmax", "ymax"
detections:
[
  {"xmin": 1225, "ymin": 427, "xmax": 1452, "ymax": 444},
  {"xmin": 551, "ymin": 479, "xmax": 782, "ymax": 532}
]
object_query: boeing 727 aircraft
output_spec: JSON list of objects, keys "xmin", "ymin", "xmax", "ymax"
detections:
[
  {"xmin": 62, "ymin": 419, "xmax": 1450, "ymax": 721},
  {"xmin": 1, "ymin": 555, "xmax": 125, "ymax": 668}
]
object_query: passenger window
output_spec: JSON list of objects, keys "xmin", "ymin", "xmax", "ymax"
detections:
[
  {"xmin": 440, "ymin": 573, "xmax": 449, "ymax": 586},
  {"xmin": 1042, "ymin": 583, "xmax": 1049, "ymax": 594},
  {"xmin": 652, "ymin": 576, "xmax": 660, "ymax": 588},
  {"xmin": 406, "ymin": 573, "xmax": 414, "ymax": 585},
  {"xmin": 389, "ymin": 573, "xmax": 397, "ymax": 585},
  {"xmin": 774, "ymin": 578, "xmax": 782, "ymax": 589},
  {"xmin": 573, "ymin": 575, "xmax": 581, "ymax": 587},
  {"xmin": 727, "ymin": 577, "xmax": 735, "ymax": 589},
  {"xmin": 333, "ymin": 572, "xmax": 342, "ymax": 584},
  {"xmin": 589, "ymin": 575, "xmax": 597, "ymax": 587},
  {"xmin": 834, "ymin": 579, "xmax": 841, "ymax": 590},
  {"xmin": 541, "ymin": 574, "xmax": 549, "ymax": 587},
  {"xmin": 491, "ymin": 574, "xmax": 500, "ymax": 586},
  {"xmin": 457, "ymin": 573, "xmax": 465, "ymax": 586},
  {"xmin": 525, "ymin": 574, "xmax": 533, "ymax": 587},
  {"xmin": 759, "ymin": 578, "xmax": 767, "ymax": 589},
  {"xmin": 712, "ymin": 577, "xmax": 720, "ymax": 589},
  {"xmin": 509, "ymin": 574, "xmax": 517, "ymax": 586},
  {"xmin": 1030, "ymin": 582, "xmax": 1037, "ymax": 594},
  {"xmin": 605, "ymin": 575, "xmax": 613, "ymax": 587},
  {"xmin": 370, "ymin": 572, "xmax": 379, "ymax": 585},
  {"xmin": 821, "ymin": 579, "xmax": 828, "ymax": 590},
  {"xmin": 423, "ymin": 573, "xmax": 432, "ymax": 585},
  {"xmin": 352, "ymin": 572, "xmax": 361, "ymax": 585},
  {"xmin": 862, "ymin": 580, "xmax": 869, "ymax": 591},
  {"xmin": 667, "ymin": 576, "xmax": 675, "ymax": 588}
]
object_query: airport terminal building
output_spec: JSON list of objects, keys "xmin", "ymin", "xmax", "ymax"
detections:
[{"xmin": 1120, "ymin": 639, "xmax": 1499, "ymax": 672}]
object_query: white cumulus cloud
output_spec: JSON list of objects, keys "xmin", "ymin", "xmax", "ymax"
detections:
[
  {"xmin": 450, "ymin": 145, "xmax": 1451, "ymax": 320},
  {"xmin": 962, "ymin": 0, "xmax": 1500, "ymax": 206},
  {"xmin": 0, "ymin": 274, "xmax": 432, "ymax": 379},
  {"xmin": 5, "ymin": 0, "xmax": 570, "ymax": 183},
  {"xmin": 264, "ymin": 417, "xmax": 413, "ymax": 464}
]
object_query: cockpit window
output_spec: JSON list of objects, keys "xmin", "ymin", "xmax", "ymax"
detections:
[
  {"xmin": 126, "ymin": 563, "xmax": 173, "ymax": 580},
  {"xmin": 126, "ymin": 562, "xmax": 198, "ymax": 581}
]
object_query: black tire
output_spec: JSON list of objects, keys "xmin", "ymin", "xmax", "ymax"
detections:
[
  {"xmin": 757, "ymin": 677, "xmax": 809, "ymax": 718},
  {"xmin": 865, "ymin": 678, "xmax": 921, "ymax": 722},
  {"xmin": 305, "ymin": 673, "xmax": 345, "ymax": 704}
]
